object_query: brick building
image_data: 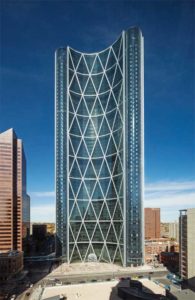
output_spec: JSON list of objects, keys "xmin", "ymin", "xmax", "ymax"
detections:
[{"xmin": 145, "ymin": 208, "xmax": 160, "ymax": 239}]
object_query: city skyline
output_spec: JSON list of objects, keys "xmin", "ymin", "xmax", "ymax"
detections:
[{"xmin": 0, "ymin": 0, "xmax": 194, "ymax": 223}]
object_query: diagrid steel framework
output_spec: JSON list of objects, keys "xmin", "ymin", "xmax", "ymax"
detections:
[{"xmin": 55, "ymin": 27, "xmax": 144, "ymax": 267}]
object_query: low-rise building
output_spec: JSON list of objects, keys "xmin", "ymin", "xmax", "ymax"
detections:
[
  {"xmin": 145, "ymin": 238, "xmax": 179, "ymax": 264},
  {"xmin": 159, "ymin": 252, "xmax": 179, "ymax": 272},
  {"xmin": 31, "ymin": 223, "xmax": 55, "ymax": 235},
  {"xmin": 161, "ymin": 222, "xmax": 179, "ymax": 242},
  {"xmin": 168, "ymin": 221, "xmax": 179, "ymax": 242},
  {"xmin": 0, "ymin": 251, "xmax": 23, "ymax": 281},
  {"xmin": 33, "ymin": 224, "xmax": 47, "ymax": 240},
  {"xmin": 46, "ymin": 223, "xmax": 55, "ymax": 235}
]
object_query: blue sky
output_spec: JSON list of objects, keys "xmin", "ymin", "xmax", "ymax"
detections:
[{"xmin": 0, "ymin": 0, "xmax": 194, "ymax": 222}]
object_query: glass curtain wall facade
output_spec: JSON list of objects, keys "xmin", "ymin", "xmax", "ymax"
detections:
[{"xmin": 55, "ymin": 27, "xmax": 144, "ymax": 266}]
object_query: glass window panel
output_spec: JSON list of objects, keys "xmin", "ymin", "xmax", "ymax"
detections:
[
  {"xmin": 77, "ymin": 182, "xmax": 89, "ymax": 199},
  {"xmin": 84, "ymin": 180, "xmax": 96, "ymax": 198},
  {"xmin": 112, "ymin": 37, "xmax": 122, "ymax": 59},
  {"xmin": 70, "ymin": 118, "xmax": 82, "ymax": 136},
  {"xmin": 77, "ymin": 56, "xmax": 88, "ymax": 74},
  {"xmin": 92, "ymin": 224, "xmax": 104, "ymax": 242},
  {"xmin": 99, "ymin": 203, "xmax": 110, "ymax": 220},
  {"xmin": 99, "ymin": 118, "xmax": 110, "ymax": 136},
  {"xmin": 91, "ymin": 56, "xmax": 103, "ymax": 74},
  {"xmin": 84, "ymin": 119, "xmax": 96, "ymax": 137},
  {"xmin": 91, "ymin": 73, "xmax": 103, "ymax": 93},
  {"xmin": 99, "ymin": 75, "xmax": 110, "ymax": 93},
  {"xmin": 70, "ymin": 75, "xmax": 81, "ymax": 94},
  {"xmin": 77, "ymin": 73, "xmax": 88, "ymax": 91},
  {"xmin": 99, "ymin": 178, "xmax": 110, "ymax": 198},
  {"xmin": 84, "ymin": 137, "xmax": 96, "ymax": 155},
  {"xmin": 70, "ymin": 135, "xmax": 81, "ymax": 154},
  {"xmin": 106, "ymin": 49, "xmax": 116, "ymax": 69},
  {"xmin": 84, "ymin": 95, "xmax": 96, "ymax": 113},
  {"xmin": 70, "ymin": 203, "xmax": 81, "ymax": 220},
  {"xmin": 107, "ymin": 225, "xmax": 117, "ymax": 243},
  {"xmin": 85, "ymin": 203, "xmax": 96, "ymax": 221},
  {"xmin": 84, "ymin": 78, "xmax": 96, "ymax": 95},
  {"xmin": 91, "ymin": 98, "xmax": 103, "ymax": 116},
  {"xmin": 77, "ymin": 140, "xmax": 89, "ymax": 158},
  {"xmin": 69, "ymin": 49, "xmax": 81, "ymax": 69},
  {"xmin": 98, "ymin": 48, "xmax": 110, "ymax": 68},
  {"xmin": 91, "ymin": 140, "xmax": 103, "ymax": 157},
  {"xmin": 106, "ymin": 65, "xmax": 116, "ymax": 87},
  {"xmin": 84, "ymin": 54, "xmax": 96, "ymax": 72},
  {"xmin": 70, "ymin": 92, "xmax": 82, "ymax": 112},
  {"xmin": 85, "ymin": 161, "xmax": 96, "ymax": 178},
  {"xmin": 77, "ymin": 98, "xmax": 89, "ymax": 115},
  {"xmin": 99, "ymin": 160, "xmax": 110, "ymax": 178},
  {"xmin": 92, "ymin": 182, "xmax": 103, "ymax": 200}
]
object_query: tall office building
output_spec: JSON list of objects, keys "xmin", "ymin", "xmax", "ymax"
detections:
[
  {"xmin": 55, "ymin": 27, "xmax": 144, "ymax": 266},
  {"xmin": 179, "ymin": 209, "xmax": 195, "ymax": 288},
  {"xmin": 145, "ymin": 208, "xmax": 160, "ymax": 239},
  {"xmin": 168, "ymin": 221, "xmax": 179, "ymax": 242},
  {"xmin": 0, "ymin": 129, "xmax": 30, "ymax": 252}
]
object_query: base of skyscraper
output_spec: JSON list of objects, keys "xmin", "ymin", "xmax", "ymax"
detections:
[
  {"xmin": 47, "ymin": 261, "xmax": 166, "ymax": 282},
  {"xmin": 55, "ymin": 251, "xmax": 144, "ymax": 268}
]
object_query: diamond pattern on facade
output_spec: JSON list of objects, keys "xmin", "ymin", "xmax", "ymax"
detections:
[{"xmin": 67, "ymin": 36, "xmax": 124, "ymax": 264}]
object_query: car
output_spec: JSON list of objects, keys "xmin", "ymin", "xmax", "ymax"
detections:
[
  {"xmin": 164, "ymin": 285, "xmax": 171, "ymax": 291},
  {"xmin": 119, "ymin": 277, "xmax": 125, "ymax": 281},
  {"xmin": 26, "ymin": 292, "xmax": 30, "ymax": 297},
  {"xmin": 172, "ymin": 279, "xmax": 181, "ymax": 285}
]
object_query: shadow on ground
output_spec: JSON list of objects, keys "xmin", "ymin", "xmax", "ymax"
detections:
[
  {"xmin": 109, "ymin": 278, "xmax": 173, "ymax": 300},
  {"xmin": 0, "ymin": 260, "xmax": 60, "ymax": 300}
]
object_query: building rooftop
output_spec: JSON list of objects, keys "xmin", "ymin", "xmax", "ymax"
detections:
[
  {"xmin": 171, "ymin": 289, "xmax": 195, "ymax": 300},
  {"xmin": 41, "ymin": 279, "xmax": 165, "ymax": 300},
  {"xmin": 0, "ymin": 250, "xmax": 22, "ymax": 257}
]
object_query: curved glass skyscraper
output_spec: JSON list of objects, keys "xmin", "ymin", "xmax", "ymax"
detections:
[{"xmin": 55, "ymin": 27, "xmax": 144, "ymax": 266}]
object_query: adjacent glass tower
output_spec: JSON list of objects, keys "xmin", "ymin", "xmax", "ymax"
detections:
[{"xmin": 55, "ymin": 27, "xmax": 144, "ymax": 266}]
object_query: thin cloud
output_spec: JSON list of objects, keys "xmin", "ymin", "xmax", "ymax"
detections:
[
  {"xmin": 30, "ymin": 191, "xmax": 55, "ymax": 198},
  {"xmin": 145, "ymin": 180, "xmax": 195, "ymax": 192},
  {"xmin": 145, "ymin": 191, "xmax": 195, "ymax": 208},
  {"xmin": 31, "ymin": 204, "xmax": 55, "ymax": 223},
  {"xmin": 145, "ymin": 179, "xmax": 195, "ymax": 221}
]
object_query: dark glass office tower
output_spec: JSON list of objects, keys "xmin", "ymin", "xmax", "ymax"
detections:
[{"xmin": 55, "ymin": 27, "xmax": 144, "ymax": 266}]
